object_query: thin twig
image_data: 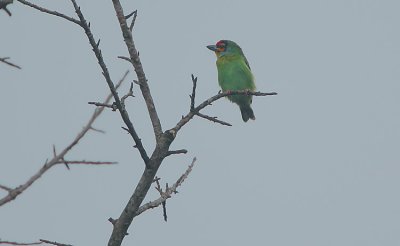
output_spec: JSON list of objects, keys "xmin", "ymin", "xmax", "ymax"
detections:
[
  {"xmin": 161, "ymin": 200, "xmax": 167, "ymax": 221},
  {"xmin": 88, "ymin": 71, "xmax": 130, "ymax": 112},
  {"xmin": 0, "ymin": 57, "xmax": 21, "ymax": 69},
  {"xmin": 154, "ymin": 177, "xmax": 168, "ymax": 221},
  {"xmin": 166, "ymin": 149, "xmax": 188, "ymax": 157},
  {"xmin": 88, "ymin": 101, "xmax": 117, "ymax": 111},
  {"xmin": 39, "ymin": 239, "xmax": 73, "ymax": 246},
  {"xmin": 16, "ymin": 0, "xmax": 80, "ymax": 25},
  {"xmin": 55, "ymin": 160, "xmax": 117, "ymax": 165},
  {"xmin": 196, "ymin": 112, "xmax": 232, "ymax": 126},
  {"xmin": 0, "ymin": 184, "xmax": 12, "ymax": 192},
  {"xmin": 120, "ymin": 82, "xmax": 134, "ymax": 105},
  {"xmin": 128, "ymin": 10, "xmax": 137, "ymax": 31},
  {"xmin": 89, "ymin": 126, "xmax": 105, "ymax": 134},
  {"xmin": 117, "ymin": 56, "xmax": 132, "ymax": 64},
  {"xmin": 0, "ymin": 72, "xmax": 127, "ymax": 206},
  {"xmin": 189, "ymin": 74, "xmax": 197, "ymax": 111},
  {"xmin": 0, "ymin": 240, "xmax": 42, "ymax": 245}
]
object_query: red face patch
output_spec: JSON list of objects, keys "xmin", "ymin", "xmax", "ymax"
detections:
[
  {"xmin": 216, "ymin": 40, "xmax": 225, "ymax": 47},
  {"xmin": 216, "ymin": 40, "xmax": 226, "ymax": 52}
]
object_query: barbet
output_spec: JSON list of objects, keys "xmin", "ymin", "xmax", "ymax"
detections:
[{"xmin": 207, "ymin": 40, "xmax": 256, "ymax": 122}]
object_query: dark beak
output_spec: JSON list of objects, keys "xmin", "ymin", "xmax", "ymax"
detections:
[{"xmin": 207, "ymin": 45, "xmax": 217, "ymax": 51}]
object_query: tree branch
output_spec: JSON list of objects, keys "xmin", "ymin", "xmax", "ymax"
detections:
[
  {"xmin": 0, "ymin": 184, "xmax": 12, "ymax": 192},
  {"xmin": 154, "ymin": 177, "xmax": 168, "ymax": 221},
  {"xmin": 88, "ymin": 101, "xmax": 117, "ymax": 111},
  {"xmin": 0, "ymin": 57, "xmax": 21, "ymax": 69},
  {"xmin": 0, "ymin": 0, "xmax": 13, "ymax": 16},
  {"xmin": 186, "ymin": 75, "xmax": 232, "ymax": 126},
  {"xmin": 189, "ymin": 74, "xmax": 197, "ymax": 111},
  {"xmin": 166, "ymin": 149, "xmax": 188, "ymax": 157},
  {"xmin": 196, "ymin": 112, "xmax": 232, "ymax": 126},
  {"xmin": 0, "ymin": 71, "xmax": 127, "ymax": 206},
  {"xmin": 70, "ymin": 0, "xmax": 150, "ymax": 164},
  {"xmin": 16, "ymin": 0, "xmax": 80, "ymax": 25},
  {"xmin": 111, "ymin": 2, "xmax": 163, "ymax": 141},
  {"xmin": 127, "ymin": 10, "xmax": 137, "ymax": 31},
  {"xmin": 55, "ymin": 160, "xmax": 117, "ymax": 165},
  {"xmin": 170, "ymin": 77, "xmax": 278, "ymax": 135},
  {"xmin": 136, "ymin": 158, "xmax": 196, "ymax": 216},
  {"xmin": 39, "ymin": 239, "xmax": 72, "ymax": 246},
  {"xmin": 11, "ymin": 2, "xmax": 277, "ymax": 246},
  {"xmin": 0, "ymin": 240, "xmax": 42, "ymax": 245},
  {"xmin": 0, "ymin": 239, "xmax": 72, "ymax": 246}
]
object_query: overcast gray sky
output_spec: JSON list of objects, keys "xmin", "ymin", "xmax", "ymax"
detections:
[{"xmin": 1, "ymin": 0, "xmax": 400, "ymax": 245}]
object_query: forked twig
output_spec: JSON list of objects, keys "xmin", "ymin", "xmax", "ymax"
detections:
[
  {"xmin": 170, "ymin": 74, "xmax": 277, "ymax": 135},
  {"xmin": 136, "ymin": 158, "xmax": 196, "ymax": 216},
  {"xmin": 0, "ymin": 57, "xmax": 21, "ymax": 69}
]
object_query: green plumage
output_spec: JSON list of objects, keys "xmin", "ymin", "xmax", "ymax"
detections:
[{"xmin": 207, "ymin": 40, "xmax": 256, "ymax": 122}]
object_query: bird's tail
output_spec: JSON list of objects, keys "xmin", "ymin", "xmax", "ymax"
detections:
[{"xmin": 240, "ymin": 105, "xmax": 256, "ymax": 122}]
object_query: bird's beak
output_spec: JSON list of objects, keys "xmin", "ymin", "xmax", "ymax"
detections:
[{"xmin": 207, "ymin": 45, "xmax": 217, "ymax": 52}]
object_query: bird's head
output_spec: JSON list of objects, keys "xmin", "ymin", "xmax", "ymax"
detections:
[{"xmin": 207, "ymin": 40, "xmax": 243, "ymax": 58}]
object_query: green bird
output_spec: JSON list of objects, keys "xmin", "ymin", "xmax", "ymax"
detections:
[{"xmin": 207, "ymin": 40, "xmax": 256, "ymax": 122}]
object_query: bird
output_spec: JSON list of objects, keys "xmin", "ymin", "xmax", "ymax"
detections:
[{"xmin": 207, "ymin": 40, "xmax": 256, "ymax": 122}]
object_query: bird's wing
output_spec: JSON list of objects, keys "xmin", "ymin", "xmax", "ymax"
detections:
[{"xmin": 243, "ymin": 56, "xmax": 251, "ymax": 71}]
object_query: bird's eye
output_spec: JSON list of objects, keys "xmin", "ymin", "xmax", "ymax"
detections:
[{"xmin": 216, "ymin": 43, "xmax": 226, "ymax": 52}]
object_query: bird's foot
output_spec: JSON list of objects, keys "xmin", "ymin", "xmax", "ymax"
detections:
[{"xmin": 244, "ymin": 89, "xmax": 252, "ymax": 95}]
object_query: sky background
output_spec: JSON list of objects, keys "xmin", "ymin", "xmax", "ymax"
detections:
[{"xmin": 1, "ymin": 0, "xmax": 400, "ymax": 245}]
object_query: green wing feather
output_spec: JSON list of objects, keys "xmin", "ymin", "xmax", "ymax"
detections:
[
  {"xmin": 216, "ymin": 55, "xmax": 256, "ymax": 121},
  {"xmin": 217, "ymin": 56, "xmax": 255, "ymax": 95}
]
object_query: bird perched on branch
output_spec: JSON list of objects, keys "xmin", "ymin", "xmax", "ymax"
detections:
[{"xmin": 207, "ymin": 40, "xmax": 256, "ymax": 122}]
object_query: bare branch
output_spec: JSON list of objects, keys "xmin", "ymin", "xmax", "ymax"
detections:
[
  {"xmin": 117, "ymin": 56, "xmax": 132, "ymax": 64},
  {"xmin": 70, "ymin": 0, "xmax": 150, "ymax": 164},
  {"xmin": 154, "ymin": 177, "xmax": 168, "ymax": 221},
  {"xmin": 0, "ymin": 239, "xmax": 71, "ymax": 246},
  {"xmin": 39, "ymin": 239, "xmax": 72, "ymax": 246},
  {"xmin": 0, "ymin": 72, "xmax": 128, "ymax": 206},
  {"xmin": 184, "ymin": 75, "xmax": 233, "ymax": 126},
  {"xmin": 189, "ymin": 74, "xmax": 197, "ymax": 111},
  {"xmin": 120, "ymin": 82, "xmax": 134, "ymax": 105},
  {"xmin": 128, "ymin": 10, "xmax": 138, "ymax": 31},
  {"xmin": 196, "ymin": 112, "xmax": 232, "ymax": 126},
  {"xmin": 89, "ymin": 126, "xmax": 105, "ymax": 134},
  {"xmin": 0, "ymin": 240, "xmax": 42, "ymax": 245},
  {"xmin": 166, "ymin": 149, "xmax": 188, "ymax": 157},
  {"xmin": 108, "ymin": 217, "xmax": 117, "ymax": 225},
  {"xmin": 170, "ymin": 86, "xmax": 278, "ymax": 135},
  {"xmin": 88, "ymin": 101, "xmax": 117, "ymax": 111},
  {"xmin": 0, "ymin": 0, "xmax": 13, "ymax": 16},
  {"xmin": 161, "ymin": 200, "xmax": 167, "ymax": 221},
  {"xmin": 136, "ymin": 157, "xmax": 196, "ymax": 216},
  {"xmin": 0, "ymin": 184, "xmax": 12, "ymax": 192},
  {"xmin": 111, "ymin": 2, "xmax": 163, "ymax": 140},
  {"xmin": 88, "ymin": 70, "xmax": 129, "ymax": 113},
  {"xmin": 55, "ymin": 160, "xmax": 117, "ymax": 165},
  {"xmin": 16, "ymin": 0, "xmax": 80, "ymax": 25},
  {"xmin": 0, "ymin": 57, "xmax": 21, "ymax": 69}
]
